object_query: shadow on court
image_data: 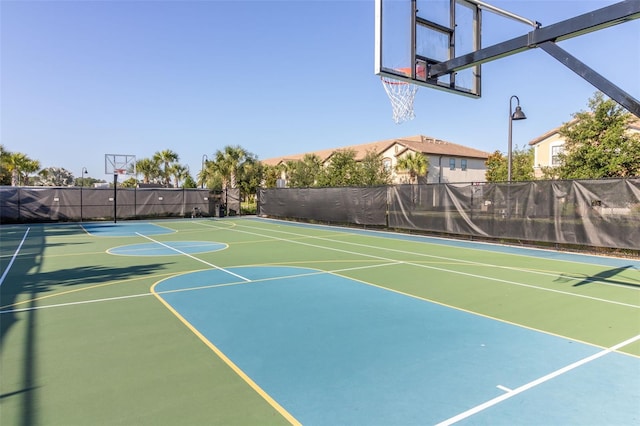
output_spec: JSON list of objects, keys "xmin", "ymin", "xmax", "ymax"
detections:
[
  {"xmin": 0, "ymin": 227, "xmax": 44, "ymax": 426},
  {"xmin": 0, "ymin": 226, "xmax": 171, "ymax": 426},
  {"xmin": 555, "ymin": 265, "xmax": 639, "ymax": 288}
]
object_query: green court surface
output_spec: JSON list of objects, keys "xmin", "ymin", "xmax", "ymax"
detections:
[{"xmin": 1, "ymin": 218, "xmax": 639, "ymax": 425}]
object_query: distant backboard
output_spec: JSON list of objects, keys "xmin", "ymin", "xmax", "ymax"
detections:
[
  {"xmin": 105, "ymin": 154, "xmax": 136, "ymax": 176},
  {"xmin": 375, "ymin": 0, "xmax": 482, "ymax": 97}
]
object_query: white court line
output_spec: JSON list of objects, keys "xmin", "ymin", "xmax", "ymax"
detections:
[
  {"xmin": 436, "ymin": 333, "xmax": 640, "ymax": 426},
  {"xmin": 252, "ymin": 218, "xmax": 640, "ymax": 291},
  {"xmin": 197, "ymin": 222, "xmax": 640, "ymax": 309},
  {"xmin": 0, "ymin": 227, "xmax": 30, "ymax": 288},
  {"xmin": 135, "ymin": 232, "xmax": 250, "ymax": 282},
  {"xmin": 0, "ymin": 261, "xmax": 401, "ymax": 314},
  {"xmin": 259, "ymin": 217, "xmax": 640, "ymax": 271},
  {"xmin": 0, "ymin": 292, "xmax": 153, "ymax": 313}
]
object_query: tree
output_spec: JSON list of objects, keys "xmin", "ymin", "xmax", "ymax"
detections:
[
  {"xmin": 209, "ymin": 145, "xmax": 255, "ymax": 190},
  {"xmin": 287, "ymin": 154, "xmax": 322, "ymax": 188},
  {"xmin": 360, "ymin": 150, "xmax": 391, "ymax": 186},
  {"xmin": 395, "ymin": 152, "xmax": 428, "ymax": 184},
  {"xmin": 182, "ymin": 175, "xmax": 197, "ymax": 189},
  {"xmin": 120, "ymin": 177, "xmax": 138, "ymax": 188},
  {"xmin": 153, "ymin": 149, "xmax": 179, "ymax": 187},
  {"xmin": 197, "ymin": 160, "xmax": 213, "ymax": 189},
  {"xmin": 5, "ymin": 152, "xmax": 40, "ymax": 186},
  {"xmin": 513, "ymin": 148, "xmax": 535, "ymax": 181},
  {"xmin": 36, "ymin": 167, "xmax": 74, "ymax": 186},
  {"xmin": 261, "ymin": 164, "xmax": 281, "ymax": 188},
  {"xmin": 169, "ymin": 164, "xmax": 190, "ymax": 188},
  {"xmin": 0, "ymin": 145, "xmax": 10, "ymax": 185},
  {"xmin": 484, "ymin": 151, "xmax": 506, "ymax": 182},
  {"xmin": 136, "ymin": 158, "xmax": 160, "ymax": 184},
  {"xmin": 237, "ymin": 160, "xmax": 263, "ymax": 200},
  {"xmin": 21, "ymin": 159, "xmax": 41, "ymax": 186},
  {"xmin": 75, "ymin": 176, "xmax": 103, "ymax": 187},
  {"xmin": 556, "ymin": 92, "xmax": 640, "ymax": 179},
  {"xmin": 318, "ymin": 149, "xmax": 360, "ymax": 187},
  {"xmin": 484, "ymin": 147, "xmax": 534, "ymax": 182},
  {"xmin": 208, "ymin": 153, "xmax": 232, "ymax": 191}
]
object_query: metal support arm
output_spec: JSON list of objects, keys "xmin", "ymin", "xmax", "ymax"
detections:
[
  {"xmin": 427, "ymin": 1, "xmax": 640, "ymax": 114},
  {"xmin": 538, "ymin": 41, "xmax": 640, "ymax": 117}
]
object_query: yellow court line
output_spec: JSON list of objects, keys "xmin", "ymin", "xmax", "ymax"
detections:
[
  {"xmin": 328, "ymin": 269, "xmax": 640, "ymax": 358},
  {"xmin": 0, "ymin": 271, "xmax": 178, "ymax": 310},
  {"xmin": 150, "ymin": 279, "xmax": 301, "ymax": 426}
]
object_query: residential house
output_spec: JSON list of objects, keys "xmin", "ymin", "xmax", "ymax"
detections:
[
  {"xmin": 529, "ymin": 115, "xmax": 640, "ymax": 178},
  {"xmin": 261, "ymin": 135, "xmax": 491, "ymax": 185}
]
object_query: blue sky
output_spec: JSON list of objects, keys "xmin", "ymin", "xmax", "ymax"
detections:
[{"xmin": 2, "ymin": 0, "xmax": 639, "ymax": 181}]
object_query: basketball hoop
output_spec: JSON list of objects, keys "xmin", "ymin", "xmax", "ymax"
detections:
[
  {"xmin": 105, "ymin": 154, "xmax": 136, "ymax": 176},
  {"xmin": 380, "ymin": 67, "xmax": 426, "ymax": 124}
]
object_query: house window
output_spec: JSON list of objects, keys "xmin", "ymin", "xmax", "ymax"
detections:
[
  {"xmin": 449, "ymin": 158, "xmax": 456, "ymax": 170},
  {"xmin": 383, "ymin": 158, "xmax": 391, "ymax": 172},
  {"xmin": 551, "ymin": 145, "xmax": 564, "ymax": 166},
  {"xmin": 461, "ymin": 159, "xmax": 467, "ymax": 171}
]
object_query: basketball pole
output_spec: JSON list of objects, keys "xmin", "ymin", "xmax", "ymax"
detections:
[{"xmin": 113, "ymin": 172, "xmax": 118, "ymax": 223}]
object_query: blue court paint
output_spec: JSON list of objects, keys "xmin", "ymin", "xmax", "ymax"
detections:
[
  {"xmin": 108, "ymin": 241, "xmax": 226, "ymax": 256},
  {"xmin": 155, "ymin": 266, "xmax": 639, "ymax": 425},
  {"xmin": 460, "ymin": 352, "xmax": 640, "ymax": 425},
  {"xmin": 82, "ymin": 222, "xmax": 174, "ymax": 237}
]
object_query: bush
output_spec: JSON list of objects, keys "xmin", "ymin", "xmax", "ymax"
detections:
[{"xmin": 241, "ymin": 201, "xmax": 257, "ymax": 215}]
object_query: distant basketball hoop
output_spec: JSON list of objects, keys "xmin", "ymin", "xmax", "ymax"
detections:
[
  {"xmin": 105, "ymin": 154, "xmax": 136, "ymax": 176},
  {"xmin": 380, "ymin": 66, "xmax": 426, "ymax": 124},
  {"xmin": 105, "ymin": 154, "xmax": 136, "ymax": 223}
]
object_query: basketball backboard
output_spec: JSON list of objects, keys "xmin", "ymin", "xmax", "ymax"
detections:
[
  {"xmin": 375, "ymin": 0, "xmax": 640, "ymax": 117},
  {"xmin": 105, "ymin": 154, "xmax": 136, "ymax": 176},
  {"xmin": 375, "ymin": 0, "xmax": 482, "ymax": 97}
]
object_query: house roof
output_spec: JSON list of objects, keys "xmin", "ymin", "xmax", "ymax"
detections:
[{"xmin": 260, "ymin": 135, "xmax": 491, "ymax": 166}]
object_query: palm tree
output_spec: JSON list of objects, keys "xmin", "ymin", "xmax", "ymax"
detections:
[
  {"xmin": 197, "ymin": 160, "xmax": 211, "ymax": 188},
  {"xmin": 6, "ymin": 152, "xmax": 40, "ymax": 186},
  {"xmin": 169, "ymin": 164, "xmax": 190, "ymax": 188},
  {"xmin": 21, "ymin": 158, "xmax": 41, "ymax": 186},
  {"xmin": 0, "ymin": 145, "xmax": 10, "ymax": 185},
  {"xmin": 153, "ymin": 149, "xmax": 179, "ymax": 187},
  {"xmin": 211, "ymin": 145, "xmax": 253, "ymax": 190},
  {"xmin": 395, "ymin": 152, "xmax": 428, "ymax": 184},
  {"xmin": 136, "ymin": 158, "xmax": 160, "ymax": 184},
  {"xmin": 208, "ymin": 154, "xmax": 231, "ymax": 190}
]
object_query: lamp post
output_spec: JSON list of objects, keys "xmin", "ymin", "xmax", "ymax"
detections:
[
  {"xmin": 508, "ymin": 95, "xmax": 527, "ymax": 182},
  {"xmin": 201, "ymin": 154, "xmax": 208, "ymax": 188},
  {"xmin": 80, "ymin": 167, "xmax": 88, "ymax": 222}
]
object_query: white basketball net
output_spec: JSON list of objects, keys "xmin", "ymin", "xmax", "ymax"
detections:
[{"xmin": 381, "ymin": 77, "xmax": 419, "ymax": 124}]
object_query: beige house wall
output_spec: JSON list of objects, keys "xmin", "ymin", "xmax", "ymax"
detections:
[
  {"xmin": 532, "ymin": 132, "xmax": 566, "ymax": 178},
  {"xmin": 530, "ymin": 116, "xmax": 639, "ymax": 178},
  {"xmin": 376, "ymin": 144, "xmax": 486, "ymax": 184},
  {"xmin": 418, "ymin": 156, "xmax": 486, "ymax": 184}
]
